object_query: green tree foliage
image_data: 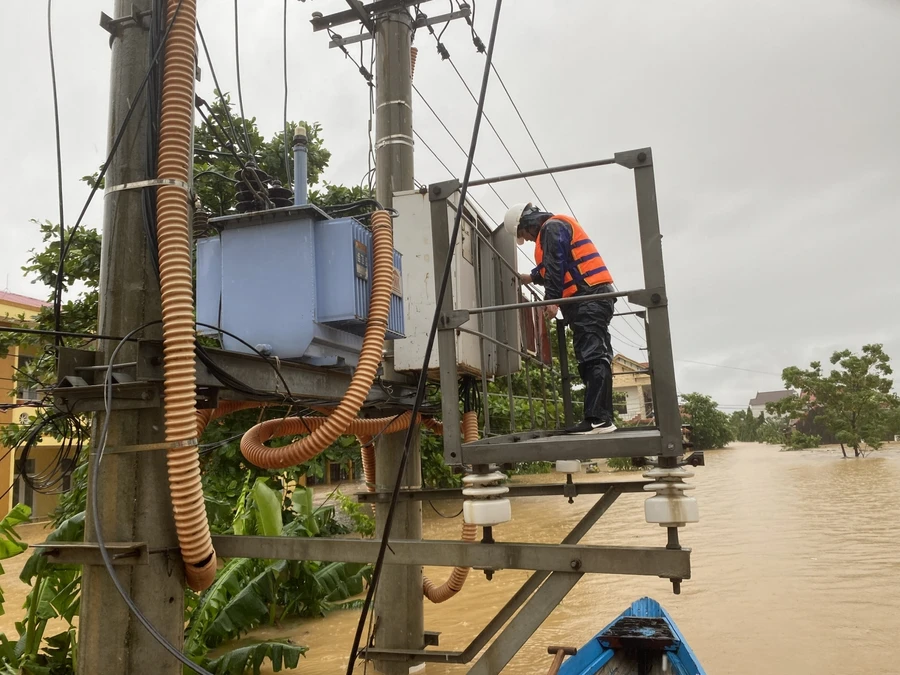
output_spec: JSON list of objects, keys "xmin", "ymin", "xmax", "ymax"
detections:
[
  {"xmin": 757, "ymin": 416, "xmax": 789, "ymax": 445},
  {"xmin": 769, "ymin": 344, "xmax": 899, "ymax": 457},
  {"xmin": 730, "ymin": 407, "xmax": 765, "ymax": 442},
  {"xmin": 680, "ymin": 393, "xmax": 734, "ymax": 450},
  {"xmin": 193, "ymin": 93, "xmax": 331, "ymax": 216},
  {"xmin": 783, "ymin": 430, "xmax": 820, "ymax": 450}
]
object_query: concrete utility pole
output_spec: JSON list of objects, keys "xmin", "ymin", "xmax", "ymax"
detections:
[
  {"xmin": 373, "ymin": 10, "xmax": 424, "ymax": 675},
  {"xmin": 78, "ymin": 1, "xmax": 185, "ymax": 673}
]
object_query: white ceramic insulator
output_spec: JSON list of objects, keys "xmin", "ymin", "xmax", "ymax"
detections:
[
  {"xmin": 643, "ymin": 466, "xmax": 695, "ymax": 482},
  {"xmin": 463, "ymin": 498, "xmax": 512, "ymax": 526},
  {"xmin": 555, "ymin": 460, "xmax": 581, "ymax": 474},
  {"xmin": 643, "ymin": 466, "xmax": 699, "ymax": 527},
  {"xmin": 462, "ymin": 485, "xmax": 509, "ymax": 498},
  {"xmin": 462, "ymin": 471, "xmax": 507, "ymax": 486}
]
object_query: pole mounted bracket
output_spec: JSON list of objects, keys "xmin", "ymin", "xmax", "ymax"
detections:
[
  {"xmin": 429, "ymin": 179, "xmax": 460, "ymax": 202},
  {"xmin": 625, "ymin": 287, "xmax": 667, "ymax": 308},
  {"xmin": 31, "ymin": 542, "xmax": 151, "ymax": 566},
  {"xmin": 439, "ymin": 310, "xmax": 470, "ymax": 330},
  {"xmin": 100, "ymin": 6, "xmax": 151, "ymax": 46},
  {"xmin": 614, "ymin": 148, "xmax": 653, "ymax": 169}
]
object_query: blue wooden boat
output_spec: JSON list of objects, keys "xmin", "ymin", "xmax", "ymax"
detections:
[{"xmin": 553, "ymin": 597, "xmax": 706, "ymax": 675}]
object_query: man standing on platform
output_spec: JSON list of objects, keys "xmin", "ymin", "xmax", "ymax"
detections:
[{"xmin": 506, "ymin": 203, "xmax": 617, "ymax": 434}]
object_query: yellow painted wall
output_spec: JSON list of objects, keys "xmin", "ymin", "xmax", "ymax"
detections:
[{"xmin": 1, "ymin": 295, "xmax": 57, "ymax": 520}]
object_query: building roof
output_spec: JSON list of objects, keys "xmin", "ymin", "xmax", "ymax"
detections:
[
  {"xmin": 749, "ymin": 390, "xmax": 794, "ymax": 406},
  {"xmin": 613, "ymin": 353, "xmax": 646, "ymax": 371},
  {"xmin": 0, "ymin": 290, "xmax": 49, "ymax": 310}
]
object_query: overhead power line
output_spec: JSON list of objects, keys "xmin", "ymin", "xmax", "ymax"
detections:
[
  {"xmin": 416, "ymin": 7, "xmax": 548, "ymax": 209},
  {"xmin": 233, "ymin": 0, "xmax": 255, "ymax": 153},
  {"xmin": 677, "ymin": 359, "xmax": 781, "ymax": 377},
  {"xmin": 412, "ymin": 83, "xmax": 509, "ymax": 209}
]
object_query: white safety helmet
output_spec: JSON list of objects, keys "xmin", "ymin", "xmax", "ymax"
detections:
[{"xmin": 503, "ymin": 202, "xmax": 533, "ymax": 245}]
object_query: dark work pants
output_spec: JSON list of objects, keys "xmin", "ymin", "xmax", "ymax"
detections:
[{"xmin": 562, "ymin": 292, "xmax": 616, "ymax": 424}]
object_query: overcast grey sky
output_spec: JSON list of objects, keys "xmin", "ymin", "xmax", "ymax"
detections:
[{"xmin": 1, "ymin": 0, "xmax": 898, "ymax": 410}]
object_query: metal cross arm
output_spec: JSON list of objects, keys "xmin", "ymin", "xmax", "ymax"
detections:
[
  {"xmin": 327, "ymin": 6, "xmax": 472, "ymax": 48},
  {"xmin": 310, "ymin": 0, "xmax": 436, "ymax": 32},
  {"xmin": 211, "ymin": 536, "xmax": 691, "ymax": 578}
]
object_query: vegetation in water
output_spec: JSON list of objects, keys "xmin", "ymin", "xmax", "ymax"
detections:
[
  {"xmin": 680, "ymin": 392, "xmax": 734, "ymax": 450},
  {"xmin": 768, "ymin": 344, "xmax": 899, "ymax": 458}
]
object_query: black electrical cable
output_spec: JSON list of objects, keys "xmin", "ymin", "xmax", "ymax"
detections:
[
  {"xmin": 92, "ymin": 321, "xmax": 215, "ymax": 675},
  {"xmin": 428, "ymin": 500, "xmax": 463, "ymax": 519},
  {"xmin": 195, "ymin": 322, "xmax": 297, "ymax": 404},
  {"xmin": 47, "ymin": 0, "xmax": 65, "ymax": 347},
  {"xmin": 196, "ymin": 22, "xmax": 252, "ymax": 157},
  {"xmin": 412, "ymin": 83, "xmax": 509, "ymax": 208},
  {"xmin": 233, "ymin": 0, "xmax": 255, "ymax": 153},
  {"xmin": 346, "ymin": 0, "xmax": 504, "ymax": 670},
  {"xmin": 194, "ymin": 100, "xmax": 271, "ymax": 209},
  {"xmin": 0, "ymin": 326, "xmax": 138, "ymax": 343},
  {"xmin": 141, "ymin": 0, "xmax": 165, "ymax": 276},
  {"xmin": 366, "ymin": 27, "xmax": 376, "ymax": 194},
  {"xmin": 412, "ymin": 129, "xmax": 501, "ymax": 230},
  {"xmin": 282, "ymin": 0, "xmax": 291, "ymax": 186},
  {"xmin": 18, "ymin": 412, "xmax": 84, "ymax": 495},
  {"xmin": 436, "ymin": 0, "xmax": 454, "ymax": 41},
  {"xmin": 59, "ymin": 0, "xmax": 186, "ymax": 267}
]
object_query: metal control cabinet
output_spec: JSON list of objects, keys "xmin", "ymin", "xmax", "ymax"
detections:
[{"xmin": 391, "ymin": 190, "xmax": 520, "ymax": 377}]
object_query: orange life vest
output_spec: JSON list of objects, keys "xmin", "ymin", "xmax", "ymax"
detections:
[{"xmin": 534, "ymin": 214, "xmax": 613, "ymax": 298}]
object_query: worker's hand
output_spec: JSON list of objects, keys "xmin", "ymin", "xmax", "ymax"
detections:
[
  {"xmin": 518, "ymin": 273, "xmax": 532, "ymax": 285},
  {"xmin": 543, "ymin": 304, "xmax": 559, "ymax": 319}
]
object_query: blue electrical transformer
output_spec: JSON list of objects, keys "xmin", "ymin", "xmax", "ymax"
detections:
[{"xmin": 195, "ymin": 203, "xmax": 404, "ymax": 368}]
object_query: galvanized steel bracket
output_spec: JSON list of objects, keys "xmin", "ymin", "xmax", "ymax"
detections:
[
  {"xmin": 625, "ymin": 287, "xmax": 667, "ymax": 308},
  {"xmin": 439, "ymin": 309, "xmax": 470, "ymax": 330},
  {"xmin": 31, "ymin": 541, "xmax": 150, "ymax": 566},
  {"xmin": 614, "ymin": 148, "xmax": 653, "ymax": 169}
]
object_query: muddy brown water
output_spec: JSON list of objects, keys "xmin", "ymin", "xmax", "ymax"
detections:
[{"xmin": 3, "ymin": 442, "xmax": 898, "ymax": 674}]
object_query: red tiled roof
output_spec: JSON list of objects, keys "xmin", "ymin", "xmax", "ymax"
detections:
[{"xmin": 0, "ymin": 290, "xmax": 49, "ymax": 310}]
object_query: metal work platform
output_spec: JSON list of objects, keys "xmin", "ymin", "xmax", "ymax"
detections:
[
  {"xmin": 429, "ymin": 148, "xmax": 687, "ymax": 469},
  {"xmin": 459, "ymin": 429, "xmax": 661, "ymax": 464}
]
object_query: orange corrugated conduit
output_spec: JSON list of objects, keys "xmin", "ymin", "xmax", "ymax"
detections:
[
  {"xmin": 155, "ymin": 0, "xmax": 216, "ymax": 592},
  {"xmin": 239, "ymin": 211, "xmax": 396, "ymax": 469},
  {"xmin": 421, "ymin": 410, "xmax": 479, "ymax": 603},
  {"xmin": 200, "ymin": 402, "xmax": 477, "ymax": 602}
]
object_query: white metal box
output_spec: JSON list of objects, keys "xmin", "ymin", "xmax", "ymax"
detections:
[{"xmin": 391, "ymin": 190, "xmax": 520, "ymax": 377}]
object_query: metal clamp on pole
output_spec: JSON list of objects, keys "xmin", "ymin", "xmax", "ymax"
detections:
[
  {"xmin": 100, "ymin": 6, "xmax": 151, "ymax": 42},
  {"xmin": 104, "ymin": 438, "xmax": 199, "ymax": 455},
  {"xmin": 104, "ymin": 178, "xmax": 191, "ymax": 196}
]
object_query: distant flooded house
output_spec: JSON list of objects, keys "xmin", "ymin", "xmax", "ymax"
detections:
[
  {"xmin": 612, "ymin": 354, "xmax": 653, "ymax": 422},
  {"xmin": 748, "ymin": 390, "xmax": 794, "ymax": 419}
]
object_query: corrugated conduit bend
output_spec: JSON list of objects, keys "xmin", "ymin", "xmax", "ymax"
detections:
[
  {"xmin": 239, "ymin": 211, "xmax": 396, "ymax": 469},
  {"xmin": 155, "ymin": 0, "xmax": 216, "ymax": 591},
  {"xmin": 420, "ymin": 410, "xmax": 479, "ymax": 603},
  {"xmin": 202, "ymin": 405, "xmax": 476, "ymax": 602}
]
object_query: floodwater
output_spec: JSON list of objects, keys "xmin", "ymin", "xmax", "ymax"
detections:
[
  {"xmin": 248, "ymin": 442, "xmax": 900, "ymax": 674},
  {"xmin": 2, "ymin": 442, "xmax": 898, "ymax": 674}
]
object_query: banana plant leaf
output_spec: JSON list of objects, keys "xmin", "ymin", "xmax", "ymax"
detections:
[
  {"xmin": 184, "ymin": 557, "xmax": 258, "ymax": 656},
  {"xmin": 203, "ymin": 639, "xmax": 306, "ymax": 675},
  {"xmin": 250, "ymin": 480, "xmax": 283, "ymax": 538},
  {"xmin": 204, "ymin": 566, "xmax": 279, "ymax": 647}
]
